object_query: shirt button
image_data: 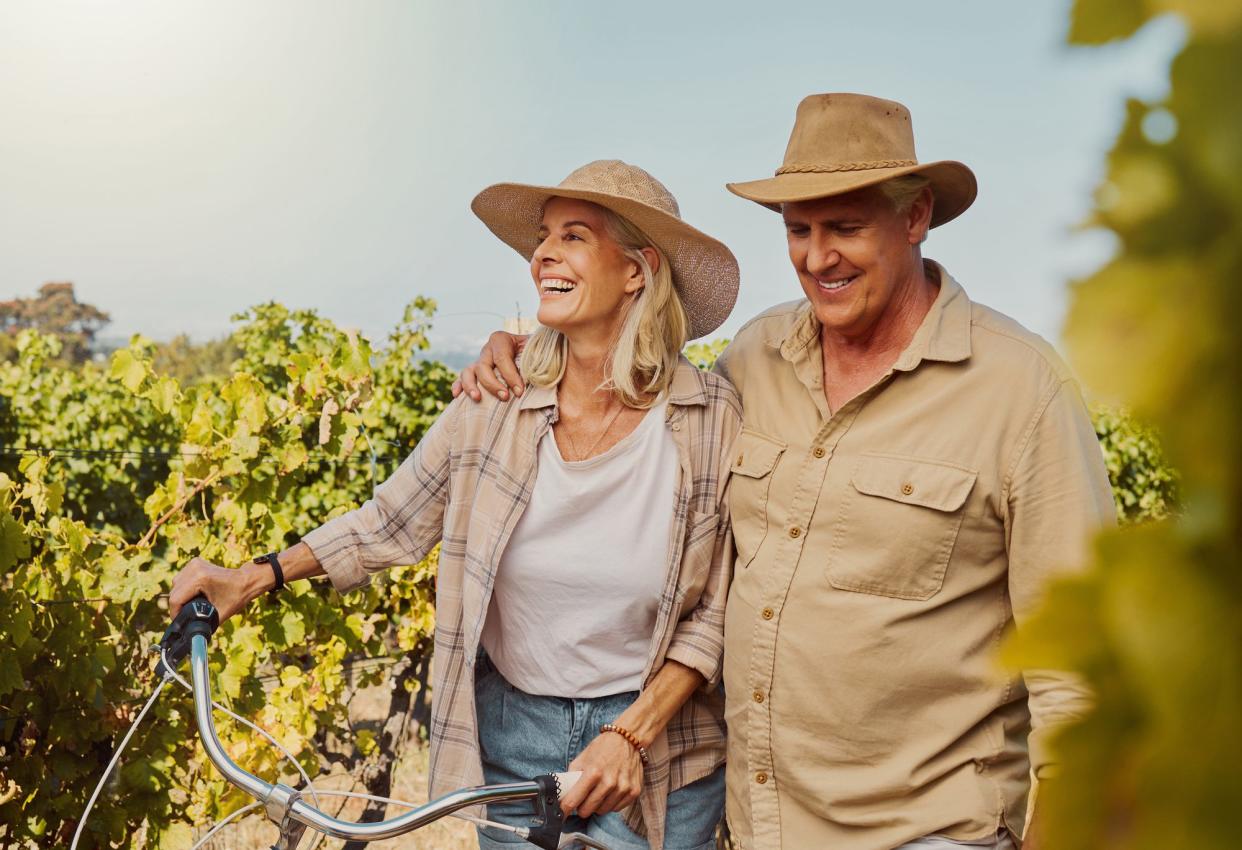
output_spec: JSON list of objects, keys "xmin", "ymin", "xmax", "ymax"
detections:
[
  {"xmin": 755, "ymin": 771, "xmax": 768, "ymax": 784},
  {"xmin": 901, "ymin": 482, "xmax": 914, "ymax": 496},
  {"xmin": 671, "ymin": 422, "xmax": 682, "ymax": 432},
  {"xmin": 736, "ymin": 453, "xmax": 744, "ymax": 466},
  {"xmin": 813, "ymin": 447, "xmax": 825, "ymax": 459},
  {"xmin": 752, "ymin": 690, "xmax": 764, "ymax": 703},
  {"xmin": 761, "ymin": 607, "xmax": 775, "ymax": 620},
  {"xmin": 788, "ymin": 526, "xmax": 801, "ymax": 538}
]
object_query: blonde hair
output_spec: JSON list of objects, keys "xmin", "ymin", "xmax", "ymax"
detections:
[{"xmin": 521, "ymin": 203, "xmax": 688, "ymax": 408}]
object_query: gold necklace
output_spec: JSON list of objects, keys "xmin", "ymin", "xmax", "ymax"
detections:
[{"xmin": 561, "ymin": 403, "xmax": 626, "ymax": 461}]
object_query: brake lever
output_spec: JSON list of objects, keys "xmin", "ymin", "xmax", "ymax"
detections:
[
  {"xmin": 155, "ymin": 593, "xmax": 219, "ymax": 677},
  {"xmin": 526, "ymin": 772, "xmax": 615, "ymax": 850},
  {"xmin": 523, "ymin": 773, "xmax": 566, "ymax": 849}
]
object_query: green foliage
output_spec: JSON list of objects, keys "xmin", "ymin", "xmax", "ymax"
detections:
[
  {"xmin": 0, "ymin": 332, "xmax": 179, "ymax": 538},
  {"xmin": 1005, "ymin": 3, "xmax": 1242, "ymax": 848},
  {"xmin": 0, "ymin": 300, "xmax": 450, "ymax": 846},
  {"xmin": 683, "ymin": 337, "xmax": 730, "ymax": 371},
  {"xmin": 1091, "ymin": 404, "xmax": 1177, "ymax": 523}
]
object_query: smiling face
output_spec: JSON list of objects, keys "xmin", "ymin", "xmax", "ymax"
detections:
[
  {"xmin": 530, "ymin": 196, "xmax": 647, "ymax": 341},
  {"xmin": 782, "ymin": 184, "xmax": 933, "ymax": 341}
]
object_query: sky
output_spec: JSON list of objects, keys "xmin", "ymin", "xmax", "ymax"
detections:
[{"xmin": 0, "ymin": 1, "xmax": 1184, "ymax": 359}]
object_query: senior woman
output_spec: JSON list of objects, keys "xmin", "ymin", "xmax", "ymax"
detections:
[{"xmin": 170, "ymin": 160, "xmax": 742, "ymax": 850}]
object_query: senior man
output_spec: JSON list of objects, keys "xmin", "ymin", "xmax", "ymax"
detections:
[{"xmin": 455, "ymin": 94, "xmax": 1115, "ymax": 850}]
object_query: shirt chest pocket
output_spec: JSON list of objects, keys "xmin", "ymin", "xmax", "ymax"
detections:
[
  {"xmin": 728, "ymin": 430, "xmax": 786, "ymax": 569},
  {"xmin": 827, "ymin": 453, "xmax": 977, "ymax": 601}
]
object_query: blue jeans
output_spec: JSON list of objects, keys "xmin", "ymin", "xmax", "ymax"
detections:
[{"xmin": 474, "ymin": 654, "xmax": 724, "ymax": 850}]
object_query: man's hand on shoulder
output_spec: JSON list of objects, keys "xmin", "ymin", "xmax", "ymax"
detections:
[{"xmin": 451, "ymin": 331, "xmax": 527, "ymax": 402}]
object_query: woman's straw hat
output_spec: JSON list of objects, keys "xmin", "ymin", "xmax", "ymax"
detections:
[
  {"xmin": 727, "ymin": 93, "xmax": 977, "ymax": 228},
  {"xmin": 471, "ymin": 160, "xmax": 740, "ymax": 340}
]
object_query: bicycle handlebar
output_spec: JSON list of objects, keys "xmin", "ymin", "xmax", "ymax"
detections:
[
  {"xmin": 155, "ymin": 594, "xmax": 219, "ymax": 678},
  {"xmin": 166, "ymin": 595, "xmax": 568, "ymax": 848}
]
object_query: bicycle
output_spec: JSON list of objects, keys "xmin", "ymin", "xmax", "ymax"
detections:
[{"xmin": 73, "ymin": 595, "xmax": 615, "ymax": 850}]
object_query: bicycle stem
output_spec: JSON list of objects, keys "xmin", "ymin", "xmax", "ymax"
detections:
[{"xmin": 189, "ymin": 635, "xmax": 545, "ymax": 842}]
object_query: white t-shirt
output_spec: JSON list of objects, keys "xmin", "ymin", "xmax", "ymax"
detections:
[{"xmin": 480, "ymin": 396, "xmax": 677, "ymax": 698}]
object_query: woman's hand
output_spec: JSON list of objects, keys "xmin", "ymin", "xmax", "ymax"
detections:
[
  {"xmin": 556, "ymin": 661, "xmax": 704, "ymax": 819},
  {"xmin": 171, "ymin": 543, "xmax": 325, "ymax": 622},
  {"xmin": 169, "ymin": 557, "xmax": 270, "ymax": 622},
  {"xmin": 559, "ymin": 730, "xmax": 644, "ymax": 818},
  {"xmin": 451, "ymin": 331, "xmax": 528, "ymax": 402}
]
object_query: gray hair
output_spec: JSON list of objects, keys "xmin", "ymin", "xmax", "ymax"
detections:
[{"xmin": 878, "ymin": 174, "xmax": 932, "ymax": 214}]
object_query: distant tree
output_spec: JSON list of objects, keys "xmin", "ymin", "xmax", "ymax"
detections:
[
  {"xmin": 0, "ymin": 283, "xmax": 110, "ymax": 363},
  {"xmin": 151, "ymin": 333, "xmax": 242, "ymax": 385}
]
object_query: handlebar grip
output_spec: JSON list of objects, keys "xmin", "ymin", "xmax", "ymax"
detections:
[{"xmin": 155, "ymin": 594, "xmax": 220, "ymax": 677}]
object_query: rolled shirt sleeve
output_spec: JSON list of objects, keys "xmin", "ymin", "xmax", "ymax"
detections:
[
  {"xmin": 301, "ymin": 397, "xmax": 461, "ymax": 594},
  {"xmin": 663, "ymin": 386, "xmax": 741, "ymax": 690},
  {"xmin": 664, "ymin": 503, "xmax": 735, "ymax": 688},
  {"xmin": 1004, "ymin": 378, "xmax": 1117, "ymax": 775}
]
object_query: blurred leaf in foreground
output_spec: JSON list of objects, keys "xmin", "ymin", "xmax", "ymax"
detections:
[{"xmin": 1005, "ymin": 2, "xmax": 1242, "ymax": 848}]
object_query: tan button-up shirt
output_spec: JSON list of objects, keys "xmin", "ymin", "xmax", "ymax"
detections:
[
  {"xmin": 715, "ymin": 263, "xmax": 1115, "ymax": 850},
  {"xmin": 301, "ymin": 359, "xmax": 741, "ymax": 850}
]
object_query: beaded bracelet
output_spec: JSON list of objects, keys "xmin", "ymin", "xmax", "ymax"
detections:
[{"xmin": 599, "ymin": 723, "xmax": 650, "ymax": 765}]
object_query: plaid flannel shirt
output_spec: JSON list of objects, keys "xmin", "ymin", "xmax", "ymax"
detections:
[{"xmin": 302, "ymin": 357, "xmax": 741, "ymax": 849}]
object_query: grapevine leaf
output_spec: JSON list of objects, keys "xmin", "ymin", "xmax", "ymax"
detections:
[
  {"xmin": 279, "ymin": 609, "xmax": 306, "ymax": 645},
  {"xmin": 98, "ymin": 549, "xmax": 157, "ymax": 603},
  {"xmin": 149, "ymin": 376, "xmax": 180, "ymax": 415},
  {"xmin": 0, "ymin": 511, "xmax": 32, "ymax": 571},
  {"xmin": 0, "ymin": 652, "xmax": 24, "ymax": 697},
  {"xmin": 278, "ymin": 441, "xmax": 309, "ymax": 474},
  {"xmin": 159, "ymin": 821, "xmax": 194, "ymax": 846},
  {"xmin": 109, "ymin": 349, "xmax": 148, "ymax": 393},
  {"xmin": 230, "ymin": 428, "xmax": 261, "ymax": 460},
  {"xmin": 319, "ymin": 398, "xmax": 340, "ymax": 445},
  {"xmin": 8, "ymin": 595, "xmax": 33, "ymax": 647}
]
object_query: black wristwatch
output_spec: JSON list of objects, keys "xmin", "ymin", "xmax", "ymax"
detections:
[{"xmin": 253, "ymin": 552, "xmax": 285, "ymax": 597}]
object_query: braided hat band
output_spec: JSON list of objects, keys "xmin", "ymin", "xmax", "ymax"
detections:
[{"xmin": 776, "ymin": 159, "xmax": 918, "ymax": 175}]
